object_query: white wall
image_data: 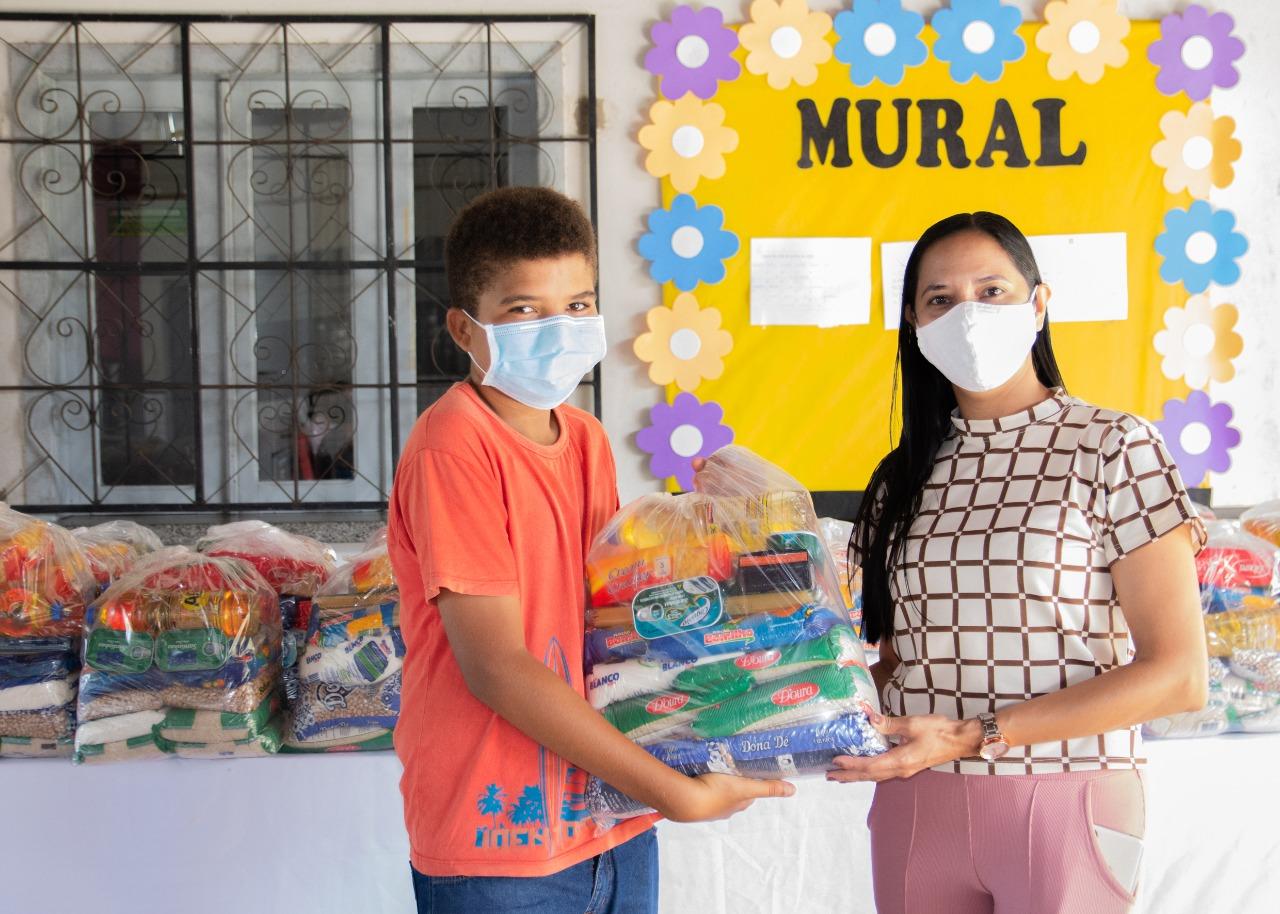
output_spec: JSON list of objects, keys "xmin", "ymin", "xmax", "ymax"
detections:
[{"xmin": 0, "ymin": 0, "xmax": 1274, "ymax": 507}]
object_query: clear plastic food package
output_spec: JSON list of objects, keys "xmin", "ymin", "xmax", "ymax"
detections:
[
  {"xmin": 73, "ymin": 546, "xmax": 285, "ymax": 762},
  {"xmin": 1242, "ymin": 501, "xmax": 1280, "ymax": 548},
  {"xmin": 1144, "ymin": 655, "xmax": 1280, "ymax": 739},
  {"xmin": 1195, "ymin": 522, "xmax": 1280, "ymax": 657},
  {"xmin": 284, "ymin": 528, "xmax": 402, "ymax": 752},
  {"xmin": 196, "ymin": 520, "xmax": 337, "ymax": 598},
  {"xmin": 71, "ymin": 520, "xmax": 164, "ymax": 590},
  {"xmin": 1, "ymin": 505, "xmax": 97, "ymax": 639},
  {"xmin": 583, "ymin": 446, "xmax": 887, "ymax": 821}
]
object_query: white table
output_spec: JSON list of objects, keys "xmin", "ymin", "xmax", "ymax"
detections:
[{"xmin": 2, "ymin": 735, "xmax": 1277, "ymax": 914}]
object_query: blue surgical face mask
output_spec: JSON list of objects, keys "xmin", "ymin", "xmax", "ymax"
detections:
[{"xmin": 465, "ymin": 311, "xmax": 607, "ymax": 410}]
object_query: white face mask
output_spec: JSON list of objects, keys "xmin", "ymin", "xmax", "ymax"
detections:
[
  {"xmin": 915, "ymin": 289, "xmax": 1040, "ymax": 393},
  {"xmin": 465, "ymin": 312, "xmax": 607, "ymax": 410}
]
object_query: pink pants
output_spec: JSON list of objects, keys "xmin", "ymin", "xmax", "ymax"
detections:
[{"xmin": 868, "ymin": 768, "xmax": 1145, "ymax": 914}]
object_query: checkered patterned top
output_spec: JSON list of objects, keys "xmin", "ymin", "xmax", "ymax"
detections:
[{"xmin": 872, "ymin": 390, "xmax": 1204, "ymax": 775}]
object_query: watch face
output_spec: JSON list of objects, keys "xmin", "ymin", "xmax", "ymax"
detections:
[{"xmin": 980, "ymin": 741, "xmax": 1010, "ymax": 762}]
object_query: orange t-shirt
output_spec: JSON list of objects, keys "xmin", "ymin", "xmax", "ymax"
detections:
[{"xmin": 387, "ymin": 382, "xmax": 658, "ymax": 877}]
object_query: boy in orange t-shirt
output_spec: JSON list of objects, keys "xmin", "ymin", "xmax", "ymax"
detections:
[{"xmin": 386, "ymin": 187, "xmax": 792, "ymax": 912}]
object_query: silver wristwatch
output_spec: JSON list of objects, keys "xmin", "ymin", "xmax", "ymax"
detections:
[{"xmin": 977, "ymin": 712, "xmax": 1010, "ymax": 762}]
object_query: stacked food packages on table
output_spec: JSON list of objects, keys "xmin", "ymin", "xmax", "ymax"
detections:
[
  {"xmin": 74, "ymin": 547, "xmax": 284, "ymax": 762},
  {"xmin": 282, "ymin": 528, "xmax": 402, "ymax": 753},
  {"xmin": 582, "ymin": 447, "xmax": 887, "ymax": 821},
  {"xmin": 0, "ymin": 505, "xmax": 97, "ymax": 759},
  {"xmin": 196, "ymin": 521, "xmax": 337, "ymax": 706},
  {"xmin": 1144, "ymin": 517, "xmax": 1280, "ymax": 739}
]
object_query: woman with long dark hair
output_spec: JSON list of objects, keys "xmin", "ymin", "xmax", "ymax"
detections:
[{"xmin": 829, "ymin": 213, "xmax": 1208, "ymax": 913}]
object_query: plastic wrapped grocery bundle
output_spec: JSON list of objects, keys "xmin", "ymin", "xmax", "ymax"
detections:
[
  {"xmin": 1196, "ymin": 521, "xmax": 1280, "ymax": 615},
  {"xmin": 1241, "ymin": 501, "xmax": 1280, "ymax": 548},
  {"xmin": 0, "ymin": 636, "xmax": 80, "ymax": 745},
  {"xmin": 317, "ymin": 527, "xmax": 395, "ymax": 601},
  {"xmin": 584, "ymin": 446, "xmax": 887, "ymax": 821},
  {"xmin": 1194, "ymin": 522, "xmax": 1280, "ymax": 657},
  {"xmin": 282, "ymin": 530, "xmax": 403, "ymax": 751},
  {"xmin": 71, "ymin": 520, "xmax": 163, "ymax": 590},
  {"xmin": 73, "ymin": 546, "xmax": 284, "ymax": 763},
  {"xmin": 1, "ymin": 505, "xmax": 97, "ymax": 639},
  {"xmin": 196, "ymin": 520, "xmax": 337, "ymax": 598},
  {"xmin": 1144, "ymin": 655, "xmax": 1280, "ymax": 739}
]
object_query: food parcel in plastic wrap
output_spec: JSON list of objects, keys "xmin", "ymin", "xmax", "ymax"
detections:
[
  {"xmin": 71, "ymin": 520, "xmax": 163, "ymax": 591},
  {"xmin": 582, "ymin": 447, "xmax": 887, "ymax": 819},
  {"xmin": 1145, "ymin": 521, "xmax": 1280, "ymax": 739},
  {"xmin": 0, "ymin": 506, "xmax": 96, "ymax": 757},
  {"xmin": 1195, "ymin": 521, "xmax": 1280, "ymax": 657},
  {"xmin": 74, "ymin": 546, "xmax": 284, "ymax": 763},
  {"xmin": 1242, "ymin": 500, "xmax": 1280, "ymax": 548},
  {"xmin": 283, "ymin": 528, "xmax": 401, "ymax": 754},
  {"xmin": 197, "ymin": 520, "xmax": 336, "ymax": 704}
]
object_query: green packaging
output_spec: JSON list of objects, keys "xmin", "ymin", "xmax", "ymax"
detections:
[
  {"xmin": 603, "ymin": 675, "xmax": 750, "ymax": 740},
  {"xmin": 691, "ymin": 664, "xmax": 861, "ymax": 739}
]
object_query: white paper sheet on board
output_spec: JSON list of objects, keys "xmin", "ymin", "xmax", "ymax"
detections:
[
  {"xmin": 880, "ymin": 232, "xmax": 1130, "ymax": 329},
  {"xmin": 750, "ymin": 236, "xmax": 872, "ymax": 328}
]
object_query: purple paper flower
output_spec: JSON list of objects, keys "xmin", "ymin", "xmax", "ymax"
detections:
[
  {"xmin": 636, "ymin": 392, "xmax": 734, "ymax": 490},
  {"xmin": 1146, "ymin": 4, "xmax": 1244, "ymax": 102},
  {"xmin": 1155, "ymin": 391, "xmax": 1240, "ymax": 487},
  {"xmin": 645, "ymin": 5, "xmax": 742, "ymax": 100}
]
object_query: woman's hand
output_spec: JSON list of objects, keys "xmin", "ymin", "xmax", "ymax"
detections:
[{"xmin": 826, "ymin": 710, "xmax": 981, "ymax": 783}]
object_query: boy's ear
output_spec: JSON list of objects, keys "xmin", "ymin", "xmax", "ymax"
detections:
[{"xmin": 445, "ymin": 307, "xmax": 472, "ymax": 351}]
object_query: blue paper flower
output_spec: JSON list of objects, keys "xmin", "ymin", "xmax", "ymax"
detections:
[
  {"xmin": 638, "ymin": 194, "xmax": 740, "ymax": 291},
  {"xmin": 833, "ymin": 0, "xmax": 928, "ymax": 87},
  {"xmin": 932, "ymin": 0, "xmax": 1026, "ymax": 83},
  {"xmin": 1155, "ymin": 201, "xmax": 1248, "ymax": 294}
]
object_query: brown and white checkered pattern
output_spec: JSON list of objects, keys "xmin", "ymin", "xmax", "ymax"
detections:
[{"xmin": 880, "ymin": 390, "xmax": 1204, "ymax": 775}]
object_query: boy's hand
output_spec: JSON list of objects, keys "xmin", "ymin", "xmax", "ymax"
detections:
[{"xmin": 658, "ymin": 773, "xmax": 796, "ymax": 823}]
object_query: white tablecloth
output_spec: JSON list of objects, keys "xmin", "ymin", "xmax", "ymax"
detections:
[{"xmin": 3, "ymin": 735, "xmax": 1277, "ymax": 914}]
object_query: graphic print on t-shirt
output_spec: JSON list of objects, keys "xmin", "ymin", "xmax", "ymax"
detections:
[{"xmin": 472, "ymin": 637, "xmax": 595, "ymax": 851}]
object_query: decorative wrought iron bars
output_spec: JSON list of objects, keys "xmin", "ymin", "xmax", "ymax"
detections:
[{"xmin": 0, "ymin": 13, "xmax": 599, "ymax": 513}]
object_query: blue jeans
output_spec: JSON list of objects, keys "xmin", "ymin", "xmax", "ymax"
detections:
[{"xmin": 411, "ymin": 828, "xmax": 659, "ymax": 914}]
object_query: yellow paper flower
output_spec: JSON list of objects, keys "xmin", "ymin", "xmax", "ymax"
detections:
[
  {"xmin": 633, "ymin": 292, "xmax": 734, "ymax": 392},
  {"xmin": 1153, "ymin": 293, "xmax": 1243, "ymax": 389},
  {"xmin": 1151, "ymin": 102, "xmax": 1241, "ymax": 198},
  {"xmin": 738, "ymin": 0, "xmax": 833, "ymax": 90},
  {"xmin": 1035, "ymin": 0, "xmax": 1130, "ymax": 84},
  {"xmin": 638, "ymin": 94, "xmax": 739, "ymax": 194}
]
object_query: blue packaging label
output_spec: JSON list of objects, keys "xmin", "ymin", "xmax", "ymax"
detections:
[{"xmin": 631, "ymin": 577, "xmax": 724, "ymax": 640}]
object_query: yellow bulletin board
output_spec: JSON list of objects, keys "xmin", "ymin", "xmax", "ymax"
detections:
[{"xmin": 633, "ymin": 2, "xmax": 1246, "ymax": 494}]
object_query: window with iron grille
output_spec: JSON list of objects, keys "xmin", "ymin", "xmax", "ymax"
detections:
[{"xmin": 0, "ymin": 14, "xmax": 598, "ymax": 515}]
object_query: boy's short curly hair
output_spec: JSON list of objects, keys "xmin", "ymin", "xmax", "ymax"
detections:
[{"xmin": 445, "ymin": 186, "xmax": 598, "ymax": 315}]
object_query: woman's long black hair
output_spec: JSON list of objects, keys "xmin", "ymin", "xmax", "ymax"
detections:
[{"xmin": 852, "ymin": 212, "xmax": 1066, "ymax": 645}]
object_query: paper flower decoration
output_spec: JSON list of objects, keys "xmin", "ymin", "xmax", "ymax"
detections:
[
  {"xmin": 638, "ymin": 194, "xmax": 740, "ymax": 292},
  {"xmin": 638, "ymin": 95, "xmax": 739, "ymax": 194},
  {"xmin": 1154, "ymin": 294, "xmax": 1243, "ymax": 389},
  {"xmin": 634, "ymin": 292, "xmax": 734, "ymax": 392},
  {"xmin": 1147, "ymin": 5, "xmax": 1244, "ymax": 102},
  {"xmin": 932, "ymin": 0, "xmax": 1026, "ymax": 84},
  {"xmin": 1035, "ymin": 0, "xmax": 1130, "ymax": 84},
  {"xmin": 644, "ymin": 5, "xmax": 741, "ymax": 100},
  {"xmin": 1155, "ymin": 202, "xmax": 1248, "ymax": 294},
  {"xmin": 832, "ymin": 0, "xmax": 928, "ymax": 87},
  {"xmin": 1154, "ymin": 391, "xmax": 1240, "ymax": 487},
  {"xmin": 636, "ymin": 392, "xmax": 734, "ymax": 490},
  {"xmin": 738, "ymin": 0, "xmax": 834, "ymax": 90},
  {"xmin": 1151, "ymin": 103, "xmax": 1241, "ymax": 198}
]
